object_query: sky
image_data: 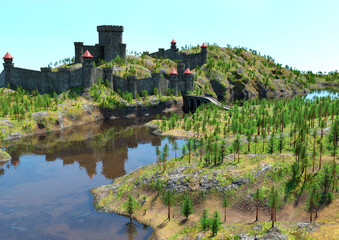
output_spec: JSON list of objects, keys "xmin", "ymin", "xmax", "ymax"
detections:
[{"xmin": 0, "ymin": 0, "xmax": 338, "ymax": 73}]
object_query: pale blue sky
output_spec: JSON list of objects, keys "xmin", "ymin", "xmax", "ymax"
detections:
[{"xmin": 1, "ymin": 0, "xmax": 338, "ymax": 73}]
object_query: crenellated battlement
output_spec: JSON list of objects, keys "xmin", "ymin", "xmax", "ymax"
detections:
[
  {"xmin": 97, "ymin": 25, "xmax": 124, "ymax": 32},
  {"xmin": 2, "ymin": 25, "xmax": 195, "ymax": 97},
  {"xmin": 74, "ymin": 25, "xmax": 126, "ymax": 64},
  {"xmin": 148, "ymin": 40, "xmax": 207, "ymax": 70}
]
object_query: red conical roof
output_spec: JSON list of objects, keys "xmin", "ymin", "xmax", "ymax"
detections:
[
  {"xmin": 3, "ymin": 52, "xmax": 13, "ymax": 59},
  {"xmin": 184, "ymin": 68, "xmax": 192, "ymax": 75},
  {"xmin": 171, "ymin": 39, "xmax": 176, "ymax": 44},
  {"xmin": 201, "ymin": 43, "xmax": 207, "ymax": 48},
  {"xmin": 82, "ymin": 50, "xmax": 93, "ymax": 58},
  {"xmin": 170, "ymin": 68, "xmax": 178, "ymax": 75}
]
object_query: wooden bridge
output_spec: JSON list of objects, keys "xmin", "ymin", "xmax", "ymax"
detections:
[{"xmin": 182, "ymin": 94, "xmax": 230, "ymax": 112}]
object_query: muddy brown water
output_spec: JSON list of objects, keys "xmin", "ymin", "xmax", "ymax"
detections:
[{"xmin": 0, "ymin": 116, "xmax": 186, "ymax": 240}]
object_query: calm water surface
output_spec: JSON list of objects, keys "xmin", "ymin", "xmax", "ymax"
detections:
[
  {"xmin": 1, "ymin": 90, "xmax": 336, "ymax": 240},
  {"xmin": 305, "ymin": 89, "xmax": 339, "ymax": 100},
  {"xmin": 0, "ymin": 116, "xmax": 186, "ymax": 240}
]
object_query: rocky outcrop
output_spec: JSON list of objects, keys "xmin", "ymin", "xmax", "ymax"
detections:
[
  {"xmin": 107, "ymin": 163, "xmax": 273, "ymax": 195},
  {"xmin": 238, "ymin": 227, "xmax": 288, "ymax": 240},
  {"xmin": 0, "ymin": 149, "xmax": 11, "ymax": 163},
  {"xmin": 32, "ymin": 111, "xmax": 64, "ymax": 129}
]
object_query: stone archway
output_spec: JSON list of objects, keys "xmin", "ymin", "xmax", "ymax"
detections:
[{"xmin": 197, "ymin": 99, "xmax": 201, "ymax": 109}]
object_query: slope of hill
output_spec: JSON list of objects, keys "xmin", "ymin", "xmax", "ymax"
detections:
[{"xmin": 56, "ymin": 44, "xmax": 338, "ymax": 101}]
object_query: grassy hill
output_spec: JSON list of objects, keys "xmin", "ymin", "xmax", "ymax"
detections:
[
  {"xmin": 56, "ymin": 44, "xmax": 339, "ymax": 101},
  {"xmin": 92, "ymin": 96, "xmax": 339, "ymax": 239}
]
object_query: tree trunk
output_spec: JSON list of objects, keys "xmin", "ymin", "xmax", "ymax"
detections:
[
  {"xmin": 319, "ymin": 152, "xmax": 322, "ymax": 171},
  {"xmin": 224, "ymin": 206, "xmax": 227, "ymax": 222},
  {"xmin": 256, "ymin": 197, "xmax": 259, "ymax": 222},
  {"xmin": 263, "ymin": 139, "xmax": 265, "ymax": 153},
  {"xmin": 315, "ymin": 205, "xmax": 318, "ymax": 219},
  {"xmin": 255, "ymin": 141, "xmax": 257, "ymax": 154},
  {"xmin": 168, "ymin": 203, "xmax": 171, "ymax": 220},
  {"xmin": 310, "ymin": 201, "xmax": 313, "ymax": 222}
]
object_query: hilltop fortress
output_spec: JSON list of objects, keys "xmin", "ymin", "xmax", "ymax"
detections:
[
  {"xmin": 74, "ymin": 25, "xmax": 126, "ymax": 64},
  {"xmin": 1, "ymin": 25, "xmax": 208, "ymax": 97}
]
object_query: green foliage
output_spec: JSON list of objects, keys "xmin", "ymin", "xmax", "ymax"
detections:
[
  {"xmin": 153, "ymin": 178, "xmax": 164, "ymax": 194},
  {"xmin": 199, "ymin": 209, "xmax": 211, "ymax": 232},
  {"xmin": 211, "ymin": 210, "xmax": 222, "ymax": 236},
  {"xmin": 124, "ymin": 194, "xmax": 138, "ymax": 219},
  {"xmin": 181, "ymin": 194, "xmax": 193, "ymax": 219}
]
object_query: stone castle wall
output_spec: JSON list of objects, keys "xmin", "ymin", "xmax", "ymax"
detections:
[
  {"xmin": 2, "ymin": 25, "xmax": 196, "ymax": 97},
  {"xmin": 2, "ymin": 62, "xmax": 193, "ymax": 97},
  {"xmin": 149, "ymin": 42, "xmax": 207, "ymax": 70},
  {"xmin": 74, "ymin": 25, "xmax": 126, "ymax": 64}
]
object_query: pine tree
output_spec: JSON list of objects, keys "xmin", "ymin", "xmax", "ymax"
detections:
[
  {"xmin": 268, "ymin": 187, "xmax": 280, "ymax": 227},
  {"xmin": 211, "ymin": 211, "xmax": 222, "ymax": 236},
  {"xmin": 222, "ymin": 192, "xmax": 229, "ymax": 222},
  {"xmin": 164, "ymin": 190, "xmax": 175, "ymax": 220},
  {"xmin": 262, "ymin": 131, "xmax": 266, "ymax": 153},
  {"xmin": 307, "ymin": 182, "xmax": 320, "ymax": 222},
  {"xmin": 124, "ymin": 194, "xmax": 138, "ymax": 222},
  {"xmin": 199, "ymin": 138, "xmax": 205, "ymax": 162},
  {"xmin": 200, "ymin": 209, "xmax": 210, "ymax": 232},
  {"xmin": 182, "ymin": 145, "xmax": 187, "ymax": 159},
  {"xmin": 172, "ymin": 141, "xmax": 178, "ymax": 161},
  {"xmin": 254, "ymin": 134, "xmax": 258, "ymax": 154},
  {"xmin": 254, "ymin": 188, "xmax": 263, "ymax": 222},
  {"xmin": 162, "ymin": 143, "xmax": 169, "ymax": 171},
  {"xmin": 246, "ymin": 127, "xmax": 254, "ymax": 152},
  {"xmin": 278, "ymin": 134, "xmax": 284, "ymax": 153},
  {"xmin": 187, "ymin": 138, "xmax": 192, "ymax": 164},
  {"xmin": 181, "ymin": 194, "xmax": 193, "ymax": 220},
  {"xmin": 220, "ymin": 140, "xmax": 226, "ymax": 163},
  {"xmin": 312, "ymin": 129, "xmax": 317, "ymax": 172},
  {"xmin": 319, "ymin": 141, "xmax": 323, "ymax": 171},
  {"xmin": 232, "ymin": 134, "xmax": 241, "ymax": 162},
  {"xmin": 268, "ymin": 134, "xmax": 276, "ymax": 154},
  {"xmin": 156, "ymin": 146, "xmax": 160, "ymax": 168}
]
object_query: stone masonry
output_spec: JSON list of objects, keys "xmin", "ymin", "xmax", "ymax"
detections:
[
  {"xmin": 1, "ymin": 25, "xmax": 197, "ymax": 97},
  {"xmin": 148, "ymin": 40, "xmax": 207, "ymax": 70},
  {"xmin": 74, "ymin": 25, "xmax": 126, "ymax": 63}
]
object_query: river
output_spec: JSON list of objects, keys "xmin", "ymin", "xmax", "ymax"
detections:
[
  {"xmin": 0, "ymin": 89, "xmax": 338, "ymax": 240},
  {"xmin": 0, "ymin": 116, "xmax": 186, "ymax": 240}
]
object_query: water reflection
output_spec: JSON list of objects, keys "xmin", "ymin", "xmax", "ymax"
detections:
[
  {"xmin": 306, "ymin": 88, "xmax": 339, "ymax": 100},
  {"xmin": 1, "ymin": 117, "xmax": 166, "ymax": 180},
  {"xmin": 0, "ymin": 116, "xmax": 186, "ymax": 240}
]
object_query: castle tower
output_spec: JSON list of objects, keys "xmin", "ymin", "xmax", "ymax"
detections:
[
  {"xmin": 74, "ymin": 42, "xmax": 84, "ymax": 63},
  {"xmin": 82, "ymin": 50, "xmax": 94, "ymax": 88},
  {"xmin": 3, "ymin": 52, "xmax": 14, "ymax": 86},
  {"xmin": 183, "ymin": 68, "xmax": 193, "ymax": 94},
  {"xmin": 169, "ymin": 68, "xmax": 178, "ymax": 95},
  {"xmin": 177, "ymin": 63, "xmax": 185, "ymax": 82},
  {"xmin": 97, "ymin": 25, "xmax": 126, "ymax": 62},
  {"xmin": 201, "ymin": 43, "xmax": 207, "ymax": 65},
  {"xmin": 170, "ymin": 39, "xmax": 177, "ymax": 51}
]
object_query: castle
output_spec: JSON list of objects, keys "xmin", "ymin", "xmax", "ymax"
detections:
[
  {"xmin": 1, "ymin": 25, "xmax": 208, "ymax": 97},
  {"xmin": 148, "ymin": 40, "xmax": 207, "ymax": 69},
  {"xmin": 74, "ymin": 25, "xmax": 126, "ymax": 64}
]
